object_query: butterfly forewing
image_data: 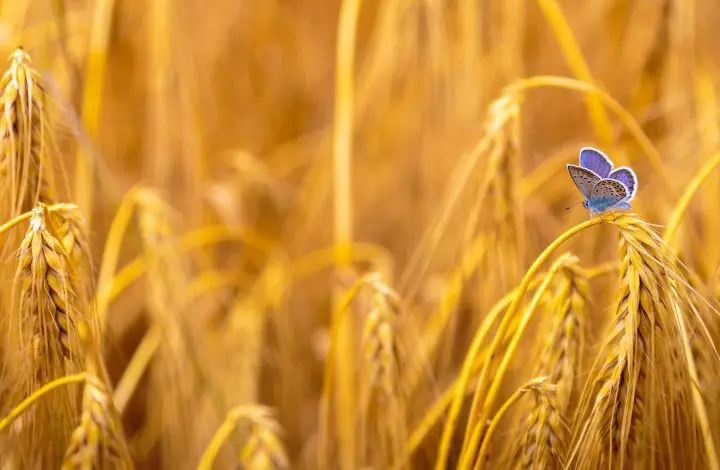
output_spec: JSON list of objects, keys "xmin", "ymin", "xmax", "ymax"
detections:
[
  {"xmin": 608, "ymin": 167, "xmax": 638, "ymax": 200},
  {"xmin": 579, "ymin": 147, "xmax": 613, "ymax": 178},
  {"xmin": 567, "ymin": 164, "xmax": 601, "ymax": 199}
]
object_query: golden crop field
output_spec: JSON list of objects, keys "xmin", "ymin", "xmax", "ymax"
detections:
[{"xmin": 0, "ymin": 0, "xmax": 718, "ymax": 469}]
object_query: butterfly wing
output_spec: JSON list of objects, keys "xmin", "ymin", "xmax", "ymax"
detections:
[
  {"xmin": 567, "ymin": 164, "xmax": 601, "ymax": 199},
  {"xmin": 579, "ymin": 147, "xmax": 613, "ymax": 178},
  {"xmin": 608, "ymin": 167, "xmax": 638, "ymax": 200},
  {"xmin": 589, "ymin": 179, "xmax": 628, "ymax": 212}
]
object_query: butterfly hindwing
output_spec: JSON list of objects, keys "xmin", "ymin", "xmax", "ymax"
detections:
[
  {"xmin": 567, "ymin": 164, "xmax": 601, "ymax": 200},
  {"xmin": 608, "ymin": 167, "xmax": 637, "ymax": 200},
  {"xmin": 579, "ymin": 147, "xmax": 613, "ymax": 178},
  {"xmin": 589, "ymin": 179, "xmax": 628, "ymax": 212}
]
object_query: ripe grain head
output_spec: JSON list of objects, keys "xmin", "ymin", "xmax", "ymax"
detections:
[
  {"xmin": 15, "ymin": 204, "xmax": 84, "ymax": 374},
  {"xmin": 358, "ymin": 274, "xmax": 408, "ymax": 469},
  {"xmin": 9, "ymin": 203, "xmax": 85, "ymax": 466},
  {"xmin": 237, "ymin": 407, "xmax": 290, "ymax": 470},
  {"xmin": 133, "ymin": 187, "xmax": 205, "ymax": 464},
  {"xmin": 62, "ymin": 375, "xmax": 133, "ymax": 470},
  {"xmin": 512, "ymin": 381, "xmax": 569, "ymax": 470},
  {"xmin": 0, "ymin": 48, "xmax": 56, "ymax": 217},
  {"xmin": 535, "ymin": 261, "xmax": 589, "ymax": 412},
  {"xmin": 570, "ymin": 213, "xmax": 708, "ymax": 468}
]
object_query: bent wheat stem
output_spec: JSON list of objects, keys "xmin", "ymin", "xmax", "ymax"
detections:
[
  {"xmin": 509, "ymin": 76, "xmax": 672, "ymax": 192},
  {"xmin": 535, "ymin": 0, "xmax": 613, "ymax": 145},
  {"xmin": 664, "ymin": 151, "xmax": 720, "ymax": 247},
  {"xmin": 460, "ymin": 253, "xmax": 574, "ymax": 470},
  {"xmin": 436, "ymin": 215, "xmax": 602, "ymax": 470},
  {"xmin": 0, "ymin": 373, "xmax": 86, "ymax": 433},
  {"xmin": 474, "ymin": 377, "xmax": 552, "ymax": 470}
]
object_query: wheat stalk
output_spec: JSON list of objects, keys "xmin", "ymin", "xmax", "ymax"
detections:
[
  {"xmin": 570, "ymin": 225, "xmax": 657, "ymax": 468},
  {"xmin": 498, "ymin": 261, "xmax": 587, "ymax": 467}
]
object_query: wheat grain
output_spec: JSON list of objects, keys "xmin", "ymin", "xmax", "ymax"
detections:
[{"xmin": 51, "ymin": 204, "xmax": 90, "ymax": 269}]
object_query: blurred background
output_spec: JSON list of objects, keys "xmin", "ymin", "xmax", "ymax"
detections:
[{"xmin": 1, "ymin": 0, "xmax": 720, "ymax": 468}]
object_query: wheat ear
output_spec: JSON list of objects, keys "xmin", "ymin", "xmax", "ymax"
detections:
[
  {"xmin": 514, "ymin": 382, "xmax": 569, "ymax": 469},
  {"xmin": 10, "ymin": 203, "xmax": 84, "ymax": 465},
  {"xmin": 62, "ymin": 319, "xmax": 132, "ymax": 469},
  {"xmin": 62, "ymin": 375, "xmax": 134, "ymax": 470},
  {"xmin": 237, "ymin": 407, "xmax": 290, "ymax": 470},
  {"xmin": 535, "ymin": 262, "xmax": 589, "ymax": 412},
  {"xmin": 198, "ymin": 405, "xmax": 289, "ymax": 470},
  {"xmin": 0, "ymin": 48, "xmax": 56, "ymax": 217},
  {"xmin": 358, "ymin": 274, "xmax": 407, "ymax": 469},
  {"xmin": 570, "ymin": 214, "xmax": 709, "ymax": 468}
]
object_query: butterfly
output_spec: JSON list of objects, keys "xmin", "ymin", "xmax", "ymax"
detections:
[{"xmin": 566, "ymin": 147, "xmax": 638, "ymax": 217}]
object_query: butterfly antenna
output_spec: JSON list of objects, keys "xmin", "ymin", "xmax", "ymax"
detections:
[{"xmin": 563, "ymin": 200, "xmax": 584, "ymax": 213}]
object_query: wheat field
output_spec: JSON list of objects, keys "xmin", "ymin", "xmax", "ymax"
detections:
[{"xmin": 0, "ymin": 0, "xmax": 718, "ymax": 469}]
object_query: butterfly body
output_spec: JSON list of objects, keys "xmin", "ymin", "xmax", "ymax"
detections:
[{"xmin": 567, "ymin": 148, "xmax": 638, "ymax": 217}]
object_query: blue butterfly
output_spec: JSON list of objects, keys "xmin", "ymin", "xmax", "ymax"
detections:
[{"xmin": 567, "ymin": 147, "xmax": 638, "ymax": 217}]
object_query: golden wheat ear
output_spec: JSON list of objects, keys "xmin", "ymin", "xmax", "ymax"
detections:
[
  {"xmin": 535, "ymin": 261, "xmax": 589, "ymax": 412},
  {"xmin": 512, "ymin": 382, "xmax": 569, "ymax": 470},
  {"xmin": 9, "ymin": 203, "xmax": 85, "ymax": 465},
  {"xmin": 358, "ymin": 274, "xmax": 408, "ymax": 469},
  {"xmin": 62, "ymin": 322, "xmax": 133, "ymax": 470},
  {"xmin": 62, "ymin": 375, "xmax": 134, "ymax": 470},
  {"xmin": 569, "ymin": 214, "xmax": 715, "ymax": 468},
  {"xmin": 16, "ymin": 204, "xmax": 84, "ymax": 373},
  {"xmin": 0, "ymin": 48, "xmax": 57, "ymax": 218},
  {"xmin": 237, "ymin": 407, "xmax": 290, "ymax": 469},
  {"xmin": 134, "ymin": 188, "xmax": 208, "ymax": 463},
  {"xmin": 198, "ymin": 405, "xmax": 289, "ymax": 469},
  {"xmin": 498, "ymin": 260, "xmax": 586, "ymax": 468}
]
